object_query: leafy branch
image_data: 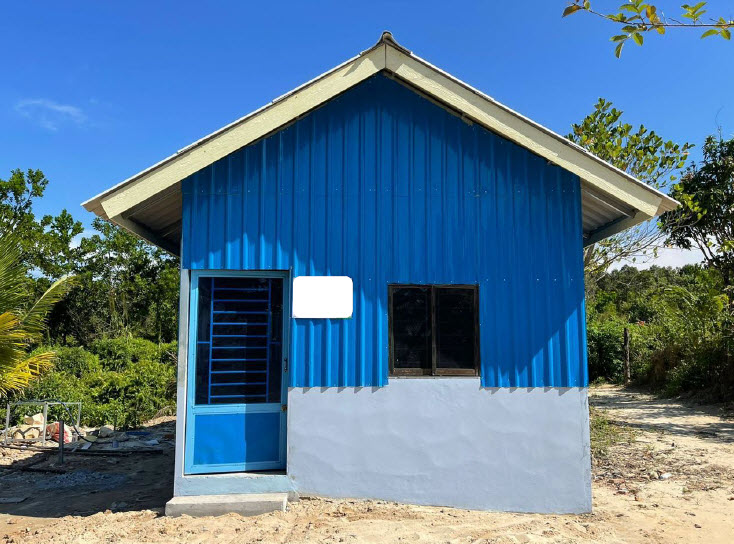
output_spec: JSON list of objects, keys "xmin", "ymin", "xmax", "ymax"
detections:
[{"xmin": 563, "ymin": 1, "xmax": 733, "ymax": 56}]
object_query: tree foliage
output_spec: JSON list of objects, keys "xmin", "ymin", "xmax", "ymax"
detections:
[
  {"xmin": 662, "ymin": 137, "xmax": 734, "ymax": 288},
  {"xmin": 0, "ymin": 170, "xmax": 180, "ymax": 345},
  {"xmin": 0, "ymin": 167, "xmax": 179, "ymax": 415},
  {"xmin": 568, "ymin": 98, "xmax": 692, "ymax": 282},
  {"xmin": 49, "ymin": 217, "xmax": 180, "ymax": 344},
  {"xmin": 563, "ymin": 1, "xmax": 733, "ymax": 56},
  {"xmin": 0, "ymin": 169, "xmax": 85, "ymax": 278},
  {"xmin": 588, "ymin": 264, "xmax": 732, "ymax": 398}
]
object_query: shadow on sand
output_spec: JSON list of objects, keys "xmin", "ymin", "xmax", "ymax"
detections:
[{"xmin": 0, "ymin": 420, "xmax": 174, "ymax": 518}]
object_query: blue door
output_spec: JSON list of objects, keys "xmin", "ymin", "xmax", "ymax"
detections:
[{"xmin": 184, "ymin": 271, "xmax": 288, "ymax": 474}]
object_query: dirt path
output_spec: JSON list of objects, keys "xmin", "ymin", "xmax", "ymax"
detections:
[
  {"xmin": 591, "ymin": 385, "xmax": 734, "ymax": 468},
  {"xmin": 1, "ymin": 387, "xmax": 732, "ymax": 543},
  {"xmin": 588, "ymin": 386, "xmax": 734, "ymax": 543}
]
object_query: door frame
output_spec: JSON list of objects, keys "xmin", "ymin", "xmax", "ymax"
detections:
[{"xmin": 184, "ymin": 269, "xmax": 291, "ymax": 475}]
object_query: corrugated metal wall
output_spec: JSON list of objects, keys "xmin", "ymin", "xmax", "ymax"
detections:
[{"xmin": 182, "ymin": 74, "xmax": 588, "ymax": 388}]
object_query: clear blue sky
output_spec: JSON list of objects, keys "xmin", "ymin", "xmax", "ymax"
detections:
[{"xmin": 1, "ymin": 1, "xmax": 732, "ymax": 229}]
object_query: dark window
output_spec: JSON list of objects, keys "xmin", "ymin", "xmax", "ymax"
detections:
[
  {"xmin": 194, "ymin": 276, "xmax": 283, "ymax": 405},
  {"xmin": 389, "ymin": 285, "xmax": 479, "ymax": 377}
]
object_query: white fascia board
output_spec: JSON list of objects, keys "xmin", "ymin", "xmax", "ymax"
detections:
[
  {"xmin": 83, "ymin": 35, "xmax": 678, "ymax": 242},
  {"xmin": 86, "ymin": 44, "xmax": 387, "ymax": 220},
  {"xmin": 384, "ymin": 46, "xmax": 676, "ymax": 220}
]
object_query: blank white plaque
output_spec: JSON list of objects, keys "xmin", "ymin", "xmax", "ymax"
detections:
[{"xmin": 292, "ymin": 276, "xmax": 353, "ymax": 318}]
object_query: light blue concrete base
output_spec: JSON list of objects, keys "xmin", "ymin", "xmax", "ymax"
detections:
[
  {"xmin": 175, "ymin": 472, "xmax": 294, "ymax": 497},
  {"xmin": 287, "ymin": 380, "xmax": 592, "ymax": 513},
  {"xmin": 172, "ymin": 381, "xmax": 591, "ymax": 513}
]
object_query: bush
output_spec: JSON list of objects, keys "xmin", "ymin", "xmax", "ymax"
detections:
[
  {"xmin": 116, "ymin": 360, "xmax": 176, "ymax": 428},
  {"xmin": 587, "ymin": 318, "xmax": 625, "ymax": 383},
  {"xmin": 88, "ymin": 337, "xmax": 161, "ymax": 371},
  {"xmin": 588, "ymin": 265, "xmax": 734, "ymax": 400},
  {"xmin": 158, "ymin": 341, "xmax": 178, "ymax": 367},
  {"xmin": 14, "ymin": 338, "xmax": 177, "ymax": 429},
  {"xmin": 50, "ymin": 346, "xmax": 102, "ymax": 377}
]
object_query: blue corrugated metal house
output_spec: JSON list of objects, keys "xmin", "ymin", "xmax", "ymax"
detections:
[{"xmin": 83, "ymin": 33, "xmax": 678, "ymax": 515}]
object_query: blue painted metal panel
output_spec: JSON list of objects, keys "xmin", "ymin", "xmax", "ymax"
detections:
[
  {"xmin": 191, "ymin": 412, "xmax": 281, "ymax": 468},
  {"xmin": 181, "ymin": 74, "xmax": 587, "ymax": 388},
  {"xmin": 192, "ymin": 413, "xmax": 246, "ymax": 466}
]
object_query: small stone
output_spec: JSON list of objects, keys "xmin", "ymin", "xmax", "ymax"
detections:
[
  {"xmin": 98, "ymin": 425, "xmax": 114, "ymax": 438},
  {"xmin": 659, "ymin": 473, "xmax": 672, "ymax": 480},
  {"xmin": 694, "ymin": 524, "xmax": 701, "ymax": 529},
  {"xmin": 23, "ymin": 413, "xmax": 45, "ymax": 426}
]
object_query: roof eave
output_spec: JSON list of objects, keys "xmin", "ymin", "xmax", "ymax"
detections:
[{"xmin": 82, "ymin": 31, "xmax": 679, "ymax": 250}]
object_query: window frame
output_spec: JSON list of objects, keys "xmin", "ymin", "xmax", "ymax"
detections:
[{"xmin": 388, "ymin": 284, "xmax": 480, "ymax": 378}]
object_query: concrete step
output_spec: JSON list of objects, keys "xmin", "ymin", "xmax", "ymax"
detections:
[{"xmin": 165, "ymin": 492, "xmax": 288, "ymax": 517}]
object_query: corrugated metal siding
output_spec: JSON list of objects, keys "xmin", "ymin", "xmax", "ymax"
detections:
[{"xmin": 182, "ymin": 74, "xmax": 588, "ymax": 388}]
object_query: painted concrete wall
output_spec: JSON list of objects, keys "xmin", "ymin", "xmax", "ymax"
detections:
[{"xmin": 287, "ymin": 380, "xmax": 591, "ymax": 513}]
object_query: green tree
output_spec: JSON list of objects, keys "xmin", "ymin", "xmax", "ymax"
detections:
[
  {"xmin": 0, "ymin": 169, "xmax": 179, "ymax": 345},
  {"xmin": 0, "ymin": 234, "xmax": 74, "ymax": 396},
  {"xmin": 47, "ymin": 218, "xmax": 179, "ymax": 344},
  {"xmin": 587, "ymin": 264, "xmax": 731, "ymax": 396},
  {"xmin": 0, "ymin": 169, "xmax": 85, "ymax": 278},
  {"xmin": 563, "ymin": 1, "xmax": 733, "ymax": 56},
  {"xmin": 662, "ymin": 136, "xmax": 734, "ymax": 287},
  {"xmin": 568, "ymin": 98, "xmax": 692, "ymax": 282}
]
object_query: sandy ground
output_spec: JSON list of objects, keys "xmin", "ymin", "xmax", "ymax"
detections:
[{"xmin": 0, "ymin": 387, "xmax": 732, "ymax": 543}]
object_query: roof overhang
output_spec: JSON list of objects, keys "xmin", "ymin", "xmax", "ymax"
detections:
[{"xmin": 83, "ymin": 32, "xmax": 679, "ymax": 255}]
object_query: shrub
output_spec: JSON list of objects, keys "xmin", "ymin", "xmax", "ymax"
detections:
[
  {"xmin": 116, "ymin": 360, "xmax": 176, "ymax": 428},
  {"xmin": 158, "ymin": 341, "xmax": 178, "ymax": 367},
  {"xmin": 50, "ymin": 346, "xmax": 102, "ymax": 377},
  {"xmin": 88, "ymin": 337, "xmax": 160, "ymax": 371},
  {"xmin": 13, "ymin": 338, "xmax": 177, "ymax": 429},
  {"xmin": 586, "ymin": 317, "xmax": 625, "ymax": 383}
]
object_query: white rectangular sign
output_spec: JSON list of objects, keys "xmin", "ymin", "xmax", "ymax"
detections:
[{"xmin": 292, "ymin": 276, "xmax": 353, "ymax": 319}]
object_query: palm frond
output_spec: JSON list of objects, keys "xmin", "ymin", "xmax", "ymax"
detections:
[
  {"xmin": 0, "ymin": 349, "xmax": 55, "ymax": 397},
  {"xmin": 0, "ymin": 230, "xmax": 73, "ymax": 398},
  {"xmin": 0, "ymin": 312, "xmax": 24, "ymax": 343},
  {"xmin": 20, "ymin": 275, "xmax": 76, "ymax": 339}
]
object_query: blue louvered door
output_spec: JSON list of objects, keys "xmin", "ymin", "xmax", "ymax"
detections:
[{"xmin": 185, "ymin": 272, "xmax": 288, "ymax": 474}]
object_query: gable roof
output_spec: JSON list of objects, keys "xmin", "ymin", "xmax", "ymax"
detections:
[{"xmin": 82, "ymin": 32, "xmax": 678, "ymax": 255}]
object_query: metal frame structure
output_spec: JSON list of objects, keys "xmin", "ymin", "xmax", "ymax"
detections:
[{"xmin": 2, "ymin": 400, "xmax": 82, "ymax": 446}]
